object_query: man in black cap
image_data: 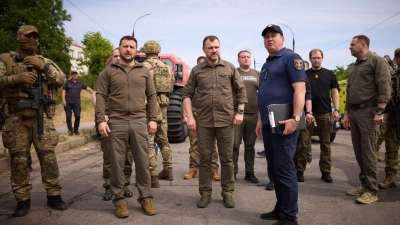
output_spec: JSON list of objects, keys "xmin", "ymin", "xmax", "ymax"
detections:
[
  {"xmin": 256, "ymin": 24, "xmax": 306, "ymax": 225},
  {"xmin": 62, "ymin": 70, "xmax": 94, "ymax": 135}
]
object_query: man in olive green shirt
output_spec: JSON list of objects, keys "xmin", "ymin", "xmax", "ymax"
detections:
[
  {"xmin": 96, "ymin": 35, "xmax": 158, "ymax": 218},
  {"xmin": 182, "ymin": 35, "xmax": 247, "ymax": 209},
  {"xmin": 344, "ymin": 35, "xmax": 391, "ymax": 204},
  {"xmin": 233, "ymin": 50, "xmax": 259, "ymax": 183}
]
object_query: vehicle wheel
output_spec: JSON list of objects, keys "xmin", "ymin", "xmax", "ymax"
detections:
[
  {"xmin": 167, "ymin": 86, "xmax": 188, "ymax": 143},
  {"xmin": 330, "ymin": 132, "xmax": 336, "ymax": 142}
]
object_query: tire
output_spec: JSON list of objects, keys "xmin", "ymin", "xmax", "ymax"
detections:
[
  {"xmin": 330, "ymin": 132, "xmax": 336, "ymax": 142},
  {"xmin": 167, "ymin": 86, "xmax": 188, "ymax": 143}
]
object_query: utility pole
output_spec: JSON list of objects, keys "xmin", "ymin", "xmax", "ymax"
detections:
[
  {"xmin": 280, "ymin": 23, "xmax": 295, "ymax": 52},
  {"xmin": 132, "ymin": 14, "xmax": 151, "ymax": 37}
]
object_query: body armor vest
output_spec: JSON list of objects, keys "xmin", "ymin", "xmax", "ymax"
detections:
[{"xmin": 0, "ymin": 51, "xmax": 57, "ymax": 118}]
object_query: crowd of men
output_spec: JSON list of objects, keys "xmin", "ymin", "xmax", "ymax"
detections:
[{"xmin": 0, "ymin": 24, "xmax": 399, "ymax": 225}]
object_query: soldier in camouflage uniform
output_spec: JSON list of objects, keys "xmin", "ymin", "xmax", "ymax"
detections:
[
  {"xmin": 378, "ymin": 48, "xmax": 400, "ymax": 189},
  {"xmin": 0, "ymin": 25, "xmax": 68, "ymax": 217},
  {"xmin": 183, "ymin": 56, "xmax": 220, "ymax": 181},
  {"xmin": 142, "ymin": 40, "xmax": 174, "ymax": 183}
]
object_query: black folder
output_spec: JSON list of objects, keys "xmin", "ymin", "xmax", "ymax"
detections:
[{"xmin": 267, "ymin": 103, "xmax": 306, "ymax": 134}]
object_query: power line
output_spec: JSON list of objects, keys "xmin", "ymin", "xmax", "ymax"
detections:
[
  {"xmin": 66, "ymin": 0, "xmax": 119, "ymax": 41},
  {"xmin": 98, "ymin": 0, "xmax": 397, "ymax": 14},
  {"xmin": 324, "ymin": 12, "xmax": 400, "ymax": 51}
]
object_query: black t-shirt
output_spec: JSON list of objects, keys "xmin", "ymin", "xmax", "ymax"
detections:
[
  {"xmin": 63, "ymin": 80, "xmax": 88, "ymax": 103},
  {"xmin": 306, "ymin": 67, "xmax": 338, "ymax": 113}
]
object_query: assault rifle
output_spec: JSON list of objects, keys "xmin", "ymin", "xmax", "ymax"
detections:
[{"xmin": 17, "ymin": 65, "xmax": 54, "ymax": 141}]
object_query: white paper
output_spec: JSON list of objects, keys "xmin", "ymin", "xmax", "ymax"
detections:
[{"xmin": 269, "ymin": 111, "xmax": 276, "ymax": 127}]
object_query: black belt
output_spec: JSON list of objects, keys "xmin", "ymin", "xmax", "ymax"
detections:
[{"xmin": 350, "ymin": 102, "xmax": 375, "ymax": 111}]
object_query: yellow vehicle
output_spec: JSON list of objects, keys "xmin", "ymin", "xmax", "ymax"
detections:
[{"xmin": 338, "ymin": 80, "xmax": 348, "ymax": 127}]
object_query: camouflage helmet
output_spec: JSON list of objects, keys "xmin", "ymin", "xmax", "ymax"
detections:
[{"xmin": 143, "ymin": 40, "xmax": 161, "ymax": 54}]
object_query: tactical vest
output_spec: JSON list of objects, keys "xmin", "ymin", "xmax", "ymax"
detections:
[
  {"xmin": 0, "ymin": 51, "xmax": 57, "ymax": 118},
  {"xmin": 147, "ymin": 59, "xmax": 174, "ymax": 94}
]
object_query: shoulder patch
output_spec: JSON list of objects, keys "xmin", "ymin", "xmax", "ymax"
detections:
[{"xmin": 294, "ymin": 59, "xmax": 303, "ymax": 70}]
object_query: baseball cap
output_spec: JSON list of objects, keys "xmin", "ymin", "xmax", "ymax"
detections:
[
  {"xmin": 261, "ymin": 24, "xmax": 283, "ymax": 37},
  {"xmin": 71, "ymin": 70, "xmax": 78, "ymax": 74},
  {"xmin": 17, "ymin": 25, "xmax": 39, "ymax": 36},
  {"xmin": 395, "ymin": 48, "xmax": 400, "ymax": 57}
]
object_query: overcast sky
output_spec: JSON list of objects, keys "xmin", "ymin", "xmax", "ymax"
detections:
[{"xmin": 63, "ymin": 0, "xmax": 400, "ymax": 70}]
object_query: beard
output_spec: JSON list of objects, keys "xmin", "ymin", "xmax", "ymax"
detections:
[
  {"xmin": 17, "ymin": 39, "xmax": 38, "ymax": 56},
  {"xmin": 120, "ymin": 54, "xmax": 134, "ymax": 63}
]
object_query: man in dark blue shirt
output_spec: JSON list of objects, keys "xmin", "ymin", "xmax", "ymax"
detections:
[
  {"xmin": 256, "ymin": 24, "xmax": 306, "ymax": 225},
  {"xmin": 62, "ymin": 70, "xmax": 94, "ymax": 135}
]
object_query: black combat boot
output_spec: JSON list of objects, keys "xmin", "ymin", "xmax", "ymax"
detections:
[
  {"xmin": 47, "ymin": 195, "xmax": 68, "ymax": 210},
  {"xmin": 297, "ymin": 171, "xmax": 304, "ymax": 182},
  {"xmin": 13, "ymin": 198, "xmax": 31, "ymax": 217},
  {"xmin": 244, "ymin": 172, "xmax": 259, "ymax": 183}
]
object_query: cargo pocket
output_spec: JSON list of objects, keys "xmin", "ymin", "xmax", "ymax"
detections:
[
  {"xmin": 2, "ymin": 123, "xmax": 16, "ymax": 150},
  {"xmin": 43, "ymin": 121, "xmax": 59, "ymax": 149}
]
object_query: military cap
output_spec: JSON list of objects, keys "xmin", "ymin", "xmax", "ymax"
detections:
[
  {"xmin": 70, "ymin": 70, "xmax": 78, "ymax": 74},
  {"xmin": 143, "ymin": 40, "xmax": 161, "ymax": 54},
  {"xmin": 261, "ymin": 24, "xmax": 283, "ymax": 37},
  {"xmin": 395, "ymin": 48, "xmax": 400, "ymax": 57},
  {"xmin": 17, "ymin": 25, "xmax": 39, "ymax": 36}
]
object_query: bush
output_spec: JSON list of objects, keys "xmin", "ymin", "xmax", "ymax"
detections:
[{"xmin": 78, "ymin": 73, "xmax": 98, "ymax": 89}]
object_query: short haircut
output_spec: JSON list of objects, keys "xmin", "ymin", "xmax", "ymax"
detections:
[
  {"xmin": 304, "ymin": 61, "xmax": 309, "ymax": 66},
  {"xmin": 203, "ymin": 35, "xmax": 219, "ymax": 46},
  {"xmin": 119, "ymin": 35, "xmax": 137, "ymax": 47},
  {"xmin": 309, "ymin": 48, "xmax": 324, "ymax": 59},
  {"xmin": 197, "ymin": 56, "xmax": 206, "ymax": 64},
  {"xmin": 353, "ymin": 35, "xmax": 370, "ymax": 47},
  {"xmin": 237, "ymin": 50, "xmax": 251, "ymax": 58},
  {"xmin": 112, "ymin": 47, "xmax": 119, "ymax": 54}
]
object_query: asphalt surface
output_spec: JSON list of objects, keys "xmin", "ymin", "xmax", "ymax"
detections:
[{"xmin": 0, "ymin": 129, "xmax": 400, "ymax": 225}]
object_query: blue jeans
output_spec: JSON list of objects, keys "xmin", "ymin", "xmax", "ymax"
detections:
[
  {"xmin": 64, "ymin": 102, "xmax": 81, "ymax": 133},
  {"xmin": 263, "ymin": 125, "xmax": 299, "ymax": 221}
]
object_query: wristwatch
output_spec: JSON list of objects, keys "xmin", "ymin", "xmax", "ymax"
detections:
[
  {"xmin": 237, "ymin": 109, "xmax": 244, "ymax": 115},
  {"xmin": 182, "ymin": 115, "xmax": 188, "ymax": 118},
  {"xmin": 376, "ymin": 107, "xmax": 385, "ymax": 115},
  {"xmin": 334, "ymin": 108, "xmax": 340, "ymax": 113},
  {"xmin": 292, "ymin": 115, "xmax": 301, "ymax": 122},
  {"xmin": 305, "ymin": 111, "xmax": 313, "ymax": 115}
]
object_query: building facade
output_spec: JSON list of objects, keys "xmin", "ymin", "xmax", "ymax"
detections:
[{"xmin": 69, "ymin": 39, "xmax": 88, "ymax": 74}]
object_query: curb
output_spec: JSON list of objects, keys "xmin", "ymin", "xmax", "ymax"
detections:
[{"xmin": 0, "ymin": 133, "xmax": 99, "ymax": 172}]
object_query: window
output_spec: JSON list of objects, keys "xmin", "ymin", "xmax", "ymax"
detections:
[
  {"xmin": 78, "ymin": 52, "xmax": 83, "ymax": 59},
  {"xmin": 161, "ymin": 58, "xmax": 173, "ymax": 72},
  {"xmin": 69, "ymin": 50, "xmax": 74, "ymax": 58}
]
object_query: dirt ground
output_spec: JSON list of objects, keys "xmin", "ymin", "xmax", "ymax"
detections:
[{"xmin": 53, "ymin": 90, "xmax": 95, "ymax": 127}]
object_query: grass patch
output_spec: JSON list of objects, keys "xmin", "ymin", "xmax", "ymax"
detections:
[{"xmin": 53, "ymin": 90, "xmax": 95, "ymax": 127}]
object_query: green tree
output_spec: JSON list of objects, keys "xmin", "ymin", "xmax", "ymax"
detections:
[
  {"xmin": 44, "ymin": 49, "xmax": 72, "ymax": 78},
  {"xmin": 79, "ymin": 31, "xmax": 114, "ymax": 75},
  {"xmin": 333, "ymin": 62, "xmax": 354, "ymax": 81},
  {"xmin": 383, "ymin": 55, "xmax": 397, "ymax": 71},
  {"xmin": 0, "ymin": 0, "xmax": 71, "ymax": 55}
]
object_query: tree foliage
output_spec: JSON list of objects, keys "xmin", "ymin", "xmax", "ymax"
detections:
[
  {"xmin": 333, "ymin": 62, "xmax": 354, "ymax": 81},
  {"xmin": 44, "ymin": 49, "xmax": 72, "ymax": 77},
  {"xmin": 79, "ymin": 31, "xmax": 114, "ymax": 75},
  {"xmin": 383, "ymin": 55, "xmax": 397, "ymax": 71},
  {"xmin": 0, "ymin": 0, "xmax": 72, "ymax": 54}
]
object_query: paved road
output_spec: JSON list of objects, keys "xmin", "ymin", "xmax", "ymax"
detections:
[{"xmin": 0, "ymin": 130, "xmax": 399, "ymax": 224}]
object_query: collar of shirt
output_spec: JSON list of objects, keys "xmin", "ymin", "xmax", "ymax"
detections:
[
  {"xmin": 356, "ymin": 50, "xmax": 372, "ymax": 64},
  {"xmin": 266, "ymin": 47, "xmax": 287, "ymax": 62},
  {"xmin": 111, "ymin": 60, "xmax": 143, "ymax": 69},
  {"xmin": 202, "ymin": 57, "xmax": 226, "ymax": 68}
]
